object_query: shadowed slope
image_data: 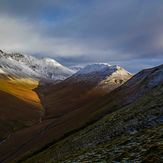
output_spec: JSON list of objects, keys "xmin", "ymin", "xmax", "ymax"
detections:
[{"xmin": 22, "ymin": 84, "xmax": 163, "ymax": 162}]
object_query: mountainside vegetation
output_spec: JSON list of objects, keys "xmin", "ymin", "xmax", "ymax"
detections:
[
  {"xmin": 0, "ymin": 77, "xmax": 43, "ymax": 141},
  {"xmin": 21, "ymin": 84, "xmax": 163, "ymax": 162},
  {"xmin": 16, "ymin": 65, "xmax": 163, "ymax": 163},
  {"xmin": 0, "ymin": 54, "xmax": 162, "ymax": 163}
]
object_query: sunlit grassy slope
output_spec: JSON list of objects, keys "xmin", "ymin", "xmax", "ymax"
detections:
[
  {"xmin": 0, "ymin": 78, "xmax": 41, "ymax": 107},
  {"xmin": 0, "ymin": 77, "xmax": 43, "ymax": 140}
]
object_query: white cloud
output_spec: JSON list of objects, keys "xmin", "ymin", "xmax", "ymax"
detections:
[
  {"xmin": 0, "ymin": 16, "xmax": 74, "ymax": 56},
  {"xmin": 0, "ymin": 0, "xmax": 163, "ymax": 71},
  {"xmin": 0, "ymin": 16, "xmax": 119, "ymax": 60}
]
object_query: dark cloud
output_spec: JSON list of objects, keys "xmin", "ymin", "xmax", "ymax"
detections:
[
  {"xmin": 0, "ymin": 0, "xmax": 67, "ymax": 17},
  {"xmin": 48, "ymin": 0, "xmax": 163, "ymax": 58},
  {"xmin": 0, "ymin": 0, "xmax": 163, "ymax": 72}
]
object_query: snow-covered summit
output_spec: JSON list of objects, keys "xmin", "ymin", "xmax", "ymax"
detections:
[
  {"xmin": 0, "ymin": 51, "xmax": 75, "ymax": 80},
  {"xmin": 42, "ymin": 58, "xmax": 63, "ymax": 67},
  {"xmin": 68, "ymin": 66, "xmax": 83, "ymax": 73},
  {"xmin": 69, "ymin": 63, "xmax": 132, "ymax": 85},
  {"xmin": 75, "ymin": 63, "xmax": 130, "ymax": 76},
  {"xmin": 76, "ymin": 63, "xmax": 112, "ymax": 75}
]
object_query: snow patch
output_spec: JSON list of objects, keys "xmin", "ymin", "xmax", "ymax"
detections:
[
  {"xmin": 0, "ymin": 52, "xmax": 75, "ymax": 80},
  {"xmin": 0, "ymin": 68, "xmax": 6, "ymax": 74},
  {"xmin": 76, "ymin": 63, "xmax": 112, "ymax": 75}
]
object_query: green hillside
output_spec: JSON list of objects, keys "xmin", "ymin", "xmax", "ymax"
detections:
[{"xmin": 21, "ymin": 84, "xmax": 163, "ymax": 162}]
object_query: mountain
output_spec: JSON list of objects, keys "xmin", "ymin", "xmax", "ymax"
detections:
[
  {"xmin": 0, "ymin": 57, "xmax": 162, "ymax": 163},
  {"xmin": 68, "ymin": 65, "xmax": 83, "ymax": 72},
  {"xmin": 0, "ymin": 50, "xmax": 73, "ymax": 137},
  {"xmin": 0, "ymin": 50, "xmax": 74, "ymax": 80},
  {"xmin": 9, "ymin": 64, "xmax": 163, "ymax": 163},
  {"xmin": 0, "ymin": 78, "xmax": 42, "ymax": 141},
  {"xmin": 24, "ymin": 74, "xmax": 163, "ymax": 163},
  {"xmin": 104, "ymin": 64, "xmax": 163, "ymax": 107},
  {"xmin": 0, "ymin": 63, "xmax": 132, "ymax": 162},
  {"xmin": 73, "ymin": 63, "xmax": 130, "ymax": 79},
  {"xmin": 73, "ymin": 63, "xmax": 132, "ymax": 93},
  {"xmin": 41, "ymin": 63, "xmax": 132, "ymax": 119},
  {"xmin": 122, "ymin": 64, "xmax": 163, "ymax": 102}
]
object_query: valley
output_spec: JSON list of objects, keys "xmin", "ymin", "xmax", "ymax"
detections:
[
  {"xmin": 15, "ymin": 65, "xmax": 163, "ymax": 162},
  {"xmin": 0, "ymin": 1, "xmax": 162, "ymax": 162},
  {"xmin": 0, "ymin": 51, "xmax": 162, "ymax": 163},
  {"xmin": 22, "ymin": 85, "xmax": 163, "ymax": 162}
]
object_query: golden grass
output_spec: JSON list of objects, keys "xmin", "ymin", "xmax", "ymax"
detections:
[{"xmin": 0, "ymin": 78, "xmax": 42, "ymax": 108}]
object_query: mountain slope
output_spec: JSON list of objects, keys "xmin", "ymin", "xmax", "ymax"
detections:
[
  {"xmin": 0, "ymin": 50, "xmax": 74, "ymax": 80},
  {"xmin": 0, "ymin": 85, "xmax": 42, "ymax": 141},
  {"xmin": 0, "ymin": 53, "xmax": 44, "ymax": 141},
  {"xmin": 0, "ymin": 73, "xmax": 43, "ymax": 159},
  {"xmin": 15, "ymin": 64, "xmax": 163, "ymax": 162},
  {"xmin": 23, "ymin": 84, "xmax": 163, "ymax": 163},
  {"xmin": 41, "ymin": 63, "xmax": 132, "ymax": 119},
  {"xmin": 0, "ymin": 51, "xmax": 75, "ymax": 140},
  {"xmin": 102, "ymin": 64, "xmax": 163, "ymax": 108},
  {"xmin": 0, "ymin": 63, "xmax": 132, "ymax": 162}
]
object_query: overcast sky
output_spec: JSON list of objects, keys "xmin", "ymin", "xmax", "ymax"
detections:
[{"xmin": 0, "ymin": 0, "xmax": 163, "ymax": 72}]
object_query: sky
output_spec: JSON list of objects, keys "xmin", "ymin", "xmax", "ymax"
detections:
[{"xmin": 0, "ymin": 0, "xmax": 163, "ymax": 72}]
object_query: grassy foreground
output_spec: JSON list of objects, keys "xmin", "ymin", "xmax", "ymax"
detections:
[{"xmin": 20, "ymin": 85, "xmax": 163, "ymax": 162}]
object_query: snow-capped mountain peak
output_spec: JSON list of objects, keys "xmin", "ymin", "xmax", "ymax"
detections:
[
  {"xmin": 0, "ymin": 51, "xmax": 75, "ymax": 80},
  {"xmin": 42, "ymin": 58, "xmax": 62, "ymax": 67},
  {"xmin": 75, "ymin": 63, "xmax": 131, "ymax": 77},
  {"xmin": 65, "ymin": 63, "xmax": 132, "ymax": 94},
  {"xmin": 70, "ymin": 63, "xmax": 132, "ymax": 85},
  {"xmin": 76, "ymin": 63, "xmax": 112, "ymax": 75}
]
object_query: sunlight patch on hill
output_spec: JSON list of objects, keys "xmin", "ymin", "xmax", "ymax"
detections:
[{"xmin": 0, "ymin": 78, "xmax": 42, "ymax": 108}]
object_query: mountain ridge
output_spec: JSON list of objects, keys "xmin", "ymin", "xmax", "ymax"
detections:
[
  {"xmin": 0, "ymin": 59, "xmax": 133, "ymax": 162},
  {"xmin": 0, "ymin": 50, "xmax": 74, "ymax": 80},
  {"xmin": 16, "ymin": 64, "xmax": 163, "ymax": 163},
  {"xmin": 0, "ymin": 50, "xmax": 162, "ymax": 162}
]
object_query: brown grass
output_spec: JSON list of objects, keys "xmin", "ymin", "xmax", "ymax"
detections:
[
  {"xmin": 0, "ymin": 77, "xmax": 43, "ymax": 141},
  {"xmin": 0, "ymin": 78, "xmax": 41, "ymax": 107}
]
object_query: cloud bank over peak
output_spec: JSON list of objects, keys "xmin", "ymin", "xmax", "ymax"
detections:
[{"xmin": 0, "ymin": 0, "xmax": 163, "ymax": 72}]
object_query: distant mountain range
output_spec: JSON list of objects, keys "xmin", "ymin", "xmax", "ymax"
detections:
[
  {"xmin": 0, "ymin": 50, "xmax": 74, "ymax": 80},
  {"xmin": 0, "ymin": 51, "xmax": 162, "ymax": 162}
]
